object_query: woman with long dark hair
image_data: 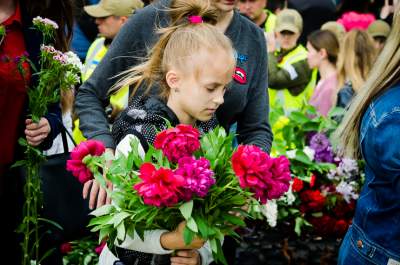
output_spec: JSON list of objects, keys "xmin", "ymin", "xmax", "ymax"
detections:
[{"xmin": 0, "ymin": 0, "xmax": 74, "ymax": 263}]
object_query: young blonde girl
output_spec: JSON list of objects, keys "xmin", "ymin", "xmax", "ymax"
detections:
[
  {"xmin": 100, "ymin": 1, "xmax": 236, "ymax": 264},
  {"xmin": 336, "ymin": 29, "xmax": 377, "ymax": 108}
]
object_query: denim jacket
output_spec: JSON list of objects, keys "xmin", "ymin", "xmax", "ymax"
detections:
[{"xmin": 355, "ymin": 83, "xmax": 400, "ymax": 255}]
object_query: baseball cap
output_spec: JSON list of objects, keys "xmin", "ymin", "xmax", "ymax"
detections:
[
  {"xmin": 275, "ymin": 9, "xmax": 303, "ymax": 34},
  {"xmin": 367, "ymin": 20, "xmax": 391, "ymax": 38},
  {"xmin": 321, "ymin": 21, "xmax": 346, "ymax": 41},
  {"xmin": 84, "ymin": 0, "xmax": 144, "ymax": 18}
]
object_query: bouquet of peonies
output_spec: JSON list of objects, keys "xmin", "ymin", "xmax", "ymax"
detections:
[
  {"xmin": 264, "ymin": 105, "xmax": 364, "ymax": 238},
  {"xmin": 67, "ymin": 125, "xmax": 291, "ymax": 264}
]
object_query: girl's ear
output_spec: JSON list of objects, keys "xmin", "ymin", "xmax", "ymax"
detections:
[
  {"xmin": 165, "ymin": 70, "xmax": 180, "ymax": 90},
  {"xmin": 320, "ymin": 48, "xmax": 328, "ymax": 60}
]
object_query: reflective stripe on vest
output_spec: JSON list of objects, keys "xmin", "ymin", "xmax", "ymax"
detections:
[
  {"xmin": 264, "ymin": 9, "xmax": 277, "ymax": 34},
  {"xmin": 269, "ymin": 45, "xmax": 317, "ymax": 114}
]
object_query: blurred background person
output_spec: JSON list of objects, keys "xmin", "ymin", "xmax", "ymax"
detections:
[
  {"xmin": 237, "ymin": 0, "xmax": 276, "ymax": 33},
  {"xmin": 336, "ymin": 30, "xmax": 377, "ymax": 109},
  {"xmin": 72, "ymin": 0, "xmax": 144, "ymax": 144},
  {"xmin": 321, "ymin": 21, "xmax": 346, "ymax": 42},
  {"xmin": 367, "ymin": 19, "xmax": 391, "ymax": 53},
  {"xmin": 268, "ymin": 8, "xmax": 316, "ymax": 114},
  {"xmin": 307, "ymin": 30, "xmax": 340, "ymax": 116}
]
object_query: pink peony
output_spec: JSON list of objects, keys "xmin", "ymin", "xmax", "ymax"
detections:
[
  {"xmin": 66, "ymin": 139, "xmax": 105, "ymax": 184},
  {"xmin": 337, "ymin": 11, "xmax": 375, "ymax": 31},
  {"xmin": 95, "ymin": 241, "xmax": 106, "ymax": 255},
  {"xmin": 232, "ymin": 145, "xmax": 291, "ymax": 203},
  {"xmin": 134, "ymin": 163, "xmax": 186, "ymax": 207},
  {"xmin": 175, "ymin": 157, "xmax": 215, "ymax": 199},
  {"xmin": 154, "ymin": 124, "xmax": 200, "ymax": 163}
]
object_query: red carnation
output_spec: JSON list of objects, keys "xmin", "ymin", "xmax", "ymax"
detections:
[
  {"xmin": 66, "ymin": 140, "xmax": 105, "ymax": 183},
  {"xmin": 310, "ymin": 174, "xmax": 316, "ymax": 188},
  {"xmin": 334, "ymin": 219, "xmax": 349, "ymax": 236},
  {"xmin": 232, "ymin": 145, "xmax": 291, "ymax": 203},
  {"xmin": 292, "ymin": 177, "xmax": 304, "ymax": 192},
  {"xmin": 309, "ymin": 215, "xmax": 336, "ymax": 236},
  {"xmin": 154, "ymin": 124, "xmax": 200, "ymax": 163}
]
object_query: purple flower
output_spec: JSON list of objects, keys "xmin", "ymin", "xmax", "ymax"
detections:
[
  {"xmin": 175, "ymin": 157, "xmax": 215, "ymax": 198},
  {"xmin": 309, "ymin": 133, "xmax": 334, "ymax": 163}
]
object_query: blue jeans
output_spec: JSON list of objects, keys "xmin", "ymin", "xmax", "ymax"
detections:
[{"xmin": 338, "ymin": 223, "xmax": 400, "ymax": 265}]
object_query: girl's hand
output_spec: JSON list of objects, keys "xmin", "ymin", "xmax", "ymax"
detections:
[
  {"xmin": 160, "ymin": 221, "xmax": 205, "ymax": 250},
  {"xmin": 25, "ymin": 118, "xmax": 51, "ymax": 146},
  {"xmin": 171, "ymin": 250, "xmax": 201, "ymax": 265}
]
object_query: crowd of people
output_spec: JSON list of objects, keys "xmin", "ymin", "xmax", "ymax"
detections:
[{"xmin": 0, "ymin": 0, "xmax": 399, "ymax": 264}]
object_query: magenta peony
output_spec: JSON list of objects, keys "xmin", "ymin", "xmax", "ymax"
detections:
[
  {"xmin": 66, "ymin": 139, "xmax": 105, "ymax": 184},
  {"xmin": 134, "ymin": 163, "xmax": 186, "ymax": 207},
  {"xmin": 154, "ymin": 124, "xmax": 200, "ymax": 163},
  {"xmin": 232, "ymin": 145, "xmax": 291, "ymax": 203},
  {"xmin": 337, "ymin": 11, "xmax": 375, "ymax": 31},
  {"xmin": 175, "ymin": 157, "xmax": 215, "ymax": 199}
]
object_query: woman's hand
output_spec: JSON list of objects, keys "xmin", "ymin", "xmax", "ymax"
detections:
[
  {"xmin": 82, "ymin": 148, "xmax": 114, "ymax": 209},
  {"xmin": 160, "ymin": 221, "xmax": 205, "ymax": 250},
  {"xmin": 171, "ymin": 250, "xmax": 201, "ymax": 265},
  {"xmin": 25, "ymin": 118, "xmax": 51, "ymax": 146}
]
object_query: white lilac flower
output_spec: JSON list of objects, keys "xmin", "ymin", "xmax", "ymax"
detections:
[
  {"xmin": 303, "ymin": 146, "xmax": 315, "ymax": 161},
  {"xmin": 327, "ymin": 168, "xmax": 340, "ymax": 181},
  {"xmin": 33, "ymin": 16, "xmax": 59, "ymax": 29},
  {"xmin": 40, "ymin": 44, "xmax": 56, "ymax": 54},
  {"xmin": 286, "ymin": 150, "xmax": 296, "ymax": 159},
  {"xmin": 64, "ymin": 51, "xmax": 83, "ymax": 72},
  {"xmin": 336, "ymin": 181, "xmax": 359, "ymax": 203},
  {"xmin": 260, "ymin": 199, "xmax": 278, "ymax": 227},
  {"xmin": 337, "ymin": 158, "xmax": 359, "ymax": 179}
]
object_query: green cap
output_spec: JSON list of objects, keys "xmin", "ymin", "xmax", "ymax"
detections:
[
  {"xmin": 367, "ymin": 20, "xmax": 391, "ymax": 38},
  {"xmin": 275, "ymin": 9, "xmax": 303, "ymax": 34},
  {"xmin": 84, "ymin": 0, "xmax": 144, "ymax": 18}
]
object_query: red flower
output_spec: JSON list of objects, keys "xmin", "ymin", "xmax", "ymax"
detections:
[
  {"xmin": 334, "ymin": 219, "xmax": 349, "ymax": 236},
  {"xmin": 232, "ymin": 145, "xmax": 291, "ymax": 203},
  {"xmin": 309, "ymin": 215, "xmax": 336, "ymax": 236},
  {"xmin": 292, "ymin": 177, "xmax": 304, "ymax": 192},
  {"xmin": 333, "ymin": 199, "xmax": 356, "ymax": 218},
  {"xmin": 60, "ymin": 242, "xmax": 72, "ymax": 254},
  {"xmin": 310, "ymin": 174, "xmax": 316, "ymax": 188},
  {"xmin": 154, "ymin": 124, "xmax": 200, "ymax": 163},
  {"xmin": 299, "ymin": 190, "xmax": 326, "ymax": 213},
  {"xmin": 133, "ymin": 163, "xmax": 186, "ymax": 207},
  {"xmin": 66, "ymin": 140, "xmax": 105, "ymax": 184}
]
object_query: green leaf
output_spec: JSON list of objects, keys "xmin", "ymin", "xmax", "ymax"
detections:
[
  {"xmin": 294, "ymin": 150, "xmax": 312, "ymax": 165},
  {"xmin": 210, "ymin": 238, "xmax": 218, "ymax": 254},
  {"xmin": 183, "ymin": 226, "xmax": 195, "ymax": 246},
  {"xmin": 113, "ymin": 212, "xmax": 131, "ymax": 228},
  {"xmin": 11, "ymin": 160, "xmax": 27, "ymax": 168},
  {"xmin": 311, "ymin": 212, "xmax": 323, "ymax": 218},
  {"xmin": 90, "ymin": 204, "xmax": 115, "ymax": 217},
  {"xmin": 186, "ymin": 217, "xmax": 198, "ymax": 233},
  {"xmin": 179, "ymin": 200, "xmax": 193, "ymax": 220},
  {"xmin": 294, "ymin": 216, "xmax": 304, "ymax": 236},
  {"xmin": 289, "ymin": 111, "xmax": 309, "ymax": 124},
  {"xmin": 221, "ymin": 213, "xmax": 245, "ymax": 226},
  {"xmin": 116, "ymin": 222, "xmax": 126, "ymax": 241},
  {"xmin": 196, "ymin": 217, "xmax": 210, "ymax": 238}
]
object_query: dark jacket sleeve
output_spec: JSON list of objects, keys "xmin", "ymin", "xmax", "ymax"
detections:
[
  {"xmin": 74, "ymin": 5, "xmax": 163, "ymax": 149},
  {"xmin": 268, "ymin": 52, "xmax": 312, "ymax": 96},
  {"xmin": 236, "ymin": 31, "xmax": 273, "ymax": 153}
]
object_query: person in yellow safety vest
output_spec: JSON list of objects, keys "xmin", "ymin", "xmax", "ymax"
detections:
[
  {"xmin": 237, "ymin": 0, "xmax": 277, "ymax": 33},
  {"xmin": 73, "ymin": 0, "xmax": 144, "ymax": 144},
  {"xmin": 268, "ymin": 8, "xmax": 317, "ymax": 115}
]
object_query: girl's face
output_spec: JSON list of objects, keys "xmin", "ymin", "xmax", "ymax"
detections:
[
  {"xmin": 166, "ymin": 49, "xmax": 234, "ymax": 125},
  {"xmin": 306, "ymin": 42, "xmax": 323, "ymax": 69},
  {"xmin": 276, "ymin": 31, "xmax": 300, "ymax": 51}
]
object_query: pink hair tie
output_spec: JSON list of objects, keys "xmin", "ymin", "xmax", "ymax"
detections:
[{"xmin": 188, "ymin": 15, "xmax": 203, "ymax": 24}]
